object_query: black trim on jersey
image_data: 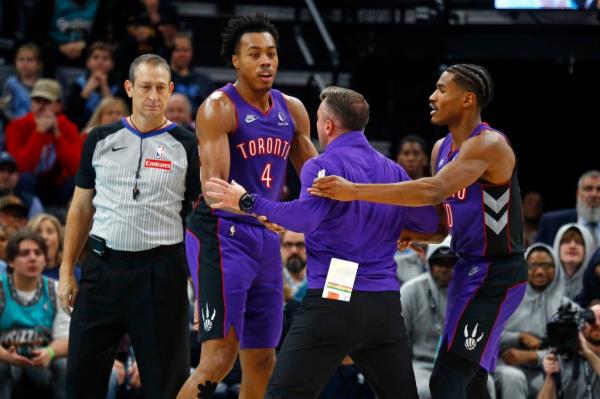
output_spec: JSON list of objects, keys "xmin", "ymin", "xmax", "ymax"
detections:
[
  {"xmin": 168, "ymin": 125, "xmax": 200, "ymax": 226},
  {"xmin": 186, "ymin": 197, "xmax": 226, "ymax": 342},
  {"xmin": 448, "ymin": 256, "xmax": 527, "ymax": 366}
]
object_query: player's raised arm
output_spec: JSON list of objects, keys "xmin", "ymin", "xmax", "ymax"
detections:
[
  {"xmin": 196, "ymin": 91, "xmax": 236, "ymax": 204},
  {"xmin": 285, "ymin": 94, "xmax": 318, "ymax": 174}
]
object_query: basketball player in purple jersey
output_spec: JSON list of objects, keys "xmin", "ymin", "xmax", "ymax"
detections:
[
  {"xmin": 177, "ymin": 14, "xmax": 317, "ymax": 399},
  {"xmin": 310, "ymin": 64, "xmax": 528, "ymax": 399}
]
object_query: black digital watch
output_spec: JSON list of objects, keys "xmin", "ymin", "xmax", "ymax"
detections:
[{"xmin": 239, "ymin": 192, "xmax": 255, "ymax": 213}]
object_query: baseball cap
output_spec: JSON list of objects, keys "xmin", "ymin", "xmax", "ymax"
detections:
[
  {"xmin": 0, "ymin": 195, "xmax": 27, "ymax": 217},
  {"xmin": 30, "ymin": 79, "xmax": 62, "ymax": 102},
  {"xmin": 428, "ymin": 246, "xmax": 458, "ymax": 263},
  {"xmin": 0, "ymin": 152, "xmax": 17, "ymax": 170},
  {"xmin": 426, "ymin": 236, "xmax": 458, "ymax": 264}
]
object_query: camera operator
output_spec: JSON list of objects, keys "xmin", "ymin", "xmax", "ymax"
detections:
[
  {"xmin": 538, "ymin": 304, "xmax": 600, "ymax": 399},
  {"xmin": 495, "ymin": 243, "xmax": 571, "ymax": 399}
]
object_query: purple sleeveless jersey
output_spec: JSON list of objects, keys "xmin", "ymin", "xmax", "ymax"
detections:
[
  {"xmin": 435, "ymin": 123, "xmax": 525, "ymax": 258},
  {"xmin": 217, "ymin": 83, "xmax": 295, "ymax": 225}
]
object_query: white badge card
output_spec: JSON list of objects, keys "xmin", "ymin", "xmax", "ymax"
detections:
[{"xmin": 322, "ymin": 258, "xmax": 359, "ymax": 302}]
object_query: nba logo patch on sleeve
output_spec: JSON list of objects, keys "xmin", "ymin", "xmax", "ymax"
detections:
[{"xmin": 318, "ymin": 168, "xmax": 326, "ymax": 178}]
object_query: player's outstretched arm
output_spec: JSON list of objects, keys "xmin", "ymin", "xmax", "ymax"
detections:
[{"xmin": 309, "ymin": 132, "xmax": 509, "ymax": 206}]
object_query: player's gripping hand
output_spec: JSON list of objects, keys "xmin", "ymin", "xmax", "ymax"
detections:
[{"xmin": 205, "ymin": 178, "xmax": 246, "ymax": 210}]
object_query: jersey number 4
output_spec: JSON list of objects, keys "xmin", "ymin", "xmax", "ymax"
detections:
[{"xmin": 261, "ymin": 163, "xmax": 273, "ymax": 188}]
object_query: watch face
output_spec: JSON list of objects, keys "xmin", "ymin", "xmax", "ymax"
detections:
[{"xmin": 240, "ymin": 193, "xmax": 254, "ymax": 211}]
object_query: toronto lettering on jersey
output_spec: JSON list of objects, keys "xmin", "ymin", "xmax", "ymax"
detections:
[{"xmin": 236, "ymin": 137, "xmax": 291, "ymax": 160}]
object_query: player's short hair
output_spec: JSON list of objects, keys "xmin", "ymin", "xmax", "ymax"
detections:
[
  {"xmin": 128, "ymin": 54, "xmax": 171, "ymax": 84},
  {"xmin": 220, "ymin": 13, "xmax": 279, "ymax": 64},
  {"xmin": 445, "ymin": 64, "xmax": 494, "ymax": 109},
  {"xmin": 319, "ymin": 86, "xmax": 370, "ymax": 131}
]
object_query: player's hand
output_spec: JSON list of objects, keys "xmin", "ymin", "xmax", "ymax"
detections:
[
  {"xmin": 542, "ymin": 353, "xmax": 560, "ymax": 375},
  {"xmin": 257, "ymin": 215, "xmax": 285, "ymax": 234},
  {"xmin": 205, "ymin": 178, "xmax": 246, "ymax": 210},
  {"xmin": 308, "ymin": 176, "xmax": 357, "ymax": 201},
  {"xmin": 397, "ymin": 231, "xmax": 426, "ymax": 254},
  {"xmin": 58, "ymin": 268, "xmax": 78, "ymax": 315},
  {"xmin": 519, "ymin": 332, "xmax": 542, "ymax": 350}
]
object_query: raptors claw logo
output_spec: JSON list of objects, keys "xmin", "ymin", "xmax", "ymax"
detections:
[
  {"xmin": 202, "ymin": 303, "xmax": 216, "ymax": 332},
  {"xmin": 464, "ymin": 323, "xmax": 484, "ymax": 351}
]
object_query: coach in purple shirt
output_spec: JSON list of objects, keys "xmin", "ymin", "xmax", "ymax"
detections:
[{"xmin": 206, "ymin": 86, "xmax": 443, "ymax": 399}]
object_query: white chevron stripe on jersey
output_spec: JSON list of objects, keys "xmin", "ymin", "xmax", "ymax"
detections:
[
  {"xmin": 483, "ymin": 189, "xmax": 510, "ymax": 214},
  {"xmin": 485, "ymin": 211, "xmax": 508, "ymax": 235}
]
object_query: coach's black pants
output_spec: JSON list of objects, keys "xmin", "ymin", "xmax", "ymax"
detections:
[
  {"xmin": 66, "ymin": 243, "xmax": 190, "ymax": 399},
  {"xmin": 267, "ymin": 289, "xmax": 418, "ymax": 399}
]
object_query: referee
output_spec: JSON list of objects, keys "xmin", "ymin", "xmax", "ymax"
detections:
[{"xmin": 58, "ymin": 54, "xmax": 200, "ymax": 399}]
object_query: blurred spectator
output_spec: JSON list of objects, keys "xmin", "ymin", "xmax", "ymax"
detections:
[
  {"xmin": 395, "ymin": 242, "xmax": 427, "ymax": 285},
  {"xmin": 115, "ymin": 15, "xmax": 161, "ymax": 75},
  {"xmin": 0, "ymin": 195, "xmax": 29, "ymax": 236},
  {"xmin": 576, "ymin": 247, "xmax": 600, "ymax": 307},
  {"xmin": 2, "ymin": 43, "xmax": 42, "ymax": 122},
  {"xmin": 27, "ymin": 0, "xmax": 99, "ymax": 74},
  {"xmin": 280, "ymin": 230, "xmax": 307, "ymax": 301},
  {"xmin": 401, "ymin": 238, "xmax": 454, "ymax": 399},
  {"xmin": 0, "ymin": 151, "xmax": 44, "ymax": 219},
  {"xmin": 554, "ymin": 223, "xmax": 596, "ymax": 300},
  {"xmin": 5, "ymin": 79, "xmax": 82, "ymax": 207},
  {"xmin": 165, "ymin": 93, "xmax": 193, "ymax": 130},
  {"xmin": 156, "ymin": 4, "xmax": 179, "ymax": 62},
  {"xmin": 66, "ymin": 41, "xmax": 121, "ymax": 129},
  {"xmin": 395, "ymin": 134, "xmax": 429, "ymax": 180},
  {"xmin": 537, "ymin": 305, "xmax": 600, "ymax": 399},
  {"xmin": 537, "ymin": 170, "xmax": 600, "ymax": 245},
  {"xmin": 494, "ymin": 243, "xmax": 570, "ymax": 399},
  {"xmin": 0, "ymin": 230, "xmax": 70, "ymax": 399},
  {"xmin": 523, "ymin": 191, "xmax": 543, "ymax": 247},
  {"xmin": 82, "ymin": 96, "xmax": 129, "ymax": 137},
  {"xmin": 0, "ymin": 225, "xmax": 8, "ymax": 275},
  {"xmin": 27, "ymin": 213, "xmax": 80, "ymax": 283},
  {"xmin": 170, "ymin": 32, "xmax": 214, "ymax": 113}
]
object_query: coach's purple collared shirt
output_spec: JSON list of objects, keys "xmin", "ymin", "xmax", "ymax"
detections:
[{"xmin": 251, "ymin": 130, "xmax": 440, "ymax": 291}]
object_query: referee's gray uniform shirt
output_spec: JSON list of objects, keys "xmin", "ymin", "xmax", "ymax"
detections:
[{"xmin": 76, "ymin": 118, "xmax": 200, "ymax": 250}]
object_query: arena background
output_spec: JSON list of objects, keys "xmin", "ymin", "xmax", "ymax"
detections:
[{"xmin": 1, "ymin": 0, "xmax": 599, "ymax": 209}]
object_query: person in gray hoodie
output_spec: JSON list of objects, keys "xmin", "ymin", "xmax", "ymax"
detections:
[
  {"xmin": 553, "ymin": 223, "xmax": 596, "ymax": 300},
  {"xmin": 401, "ymin": 238, "xmax": 496, "ymax": 399},
  {"xmin": 494, "ymin": 243, "xmax": 573, "ymax": 399}
]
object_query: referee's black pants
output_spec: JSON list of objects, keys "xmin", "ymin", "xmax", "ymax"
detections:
[
  {"xmin": 267, "ymin": 289, "xmax": 418, "ymax": 399},
  {"xmin": 66, "ymin": 243, "xmax": 190, "ymax": 399}
]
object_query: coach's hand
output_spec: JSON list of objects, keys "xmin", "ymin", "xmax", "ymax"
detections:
[
  {"xmin": 309, "ymin": 176, "xmax": 356, "ymax": 201},
  {"xmin": 206, "ymin": 178, "xmax": 246, "ymax": 210},
  {"xmin": 58, "ymin": 268, "xmax": 78, "ymax": 315}
]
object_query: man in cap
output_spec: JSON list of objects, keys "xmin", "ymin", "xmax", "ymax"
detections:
[
  {"xmin": 0, "ymin": 195, "xmax": 29, "ymax": 236},
  {"xmin": 0, "ymin": 151, "xmax": 43, "ymax": 219},
  {"xmin": 5, "ymin": 79, "xmax": 82, "ymax": 207}
]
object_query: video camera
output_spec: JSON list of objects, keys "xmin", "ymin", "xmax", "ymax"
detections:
[{"xmin": 544, "ymin": 303, "xmax": 596, "ymax": 356}]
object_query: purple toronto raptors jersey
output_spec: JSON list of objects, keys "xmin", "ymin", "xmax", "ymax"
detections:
[
  {"xmin": 217, "ymin": 83, "xmax": 295, "ymax": 225},
  {"xmin": 435, "ymin": 123, "xmax": 524, "ymax": 258}
]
